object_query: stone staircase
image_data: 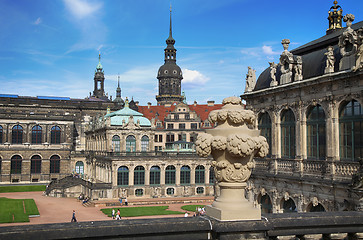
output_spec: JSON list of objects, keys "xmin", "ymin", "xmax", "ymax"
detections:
[{"xmin": 45, "ymin": 175, "xmax": 111, "ymax": 197}]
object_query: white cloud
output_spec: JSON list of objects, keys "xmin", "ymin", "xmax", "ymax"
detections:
[
  {"xmin": 33, "ymin": 17, "xmax": 42, "ymax": 25},
  {"xmin": 63, "ymin": 0, "xmax": 102, "ymax": 19},
  {"xmin": 262, "ymin": 45, "xmax": 279, "ymax": 55},
  {"xmin": 182, "ymin": 69, "xmax": 210, "ymax": 87}
]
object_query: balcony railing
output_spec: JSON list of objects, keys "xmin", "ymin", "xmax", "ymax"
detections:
[
  {"xmin": 86, "ymin": 150, "xmax": 200, "ymax": 158},
  {"xmin": 254, "ymin": 158, "xmax": 359, "ymax": 181}
]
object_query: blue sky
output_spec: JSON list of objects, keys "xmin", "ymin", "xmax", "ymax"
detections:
[{"xmin": 0, "ymin": 0, "xmax": 362, "ymax": 105}]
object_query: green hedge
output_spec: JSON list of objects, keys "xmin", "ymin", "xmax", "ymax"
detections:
[{"xmin": 0, "ymin": 185, "xmax": 46, "ymax": 193}]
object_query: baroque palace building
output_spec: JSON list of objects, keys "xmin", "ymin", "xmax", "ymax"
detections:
[
  {"xmin": 0, "ymin": 9, "xmax": 223, "ymax": 200},
  {"xmin": 242, "ymin": 1, "xmax": 363, "ymax": 213}
]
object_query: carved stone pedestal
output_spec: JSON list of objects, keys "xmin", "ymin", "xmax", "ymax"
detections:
[{"xmin": 206, "ymin": 182, "xmax": 261, "ymax": 221}]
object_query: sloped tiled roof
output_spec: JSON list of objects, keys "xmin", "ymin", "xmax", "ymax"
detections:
[{"xmin": 138, "ymin": 103, "xmax": 224, "ymax": 123}]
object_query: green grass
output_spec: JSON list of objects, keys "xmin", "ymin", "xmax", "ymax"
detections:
[
  {"xmin": 181, "ymin": 204, "xmax": 205, "ymax": 212},
  {"xmin": 0, "ymin": 185, "xmax": 46, "ymax": 193},
  {"xmin": 101, "ymin": 206, "xmax": 184, "ymax": 217},
  {"xmin": 0, "ymin": 198, "xmax": 39, "ymax": 223}
]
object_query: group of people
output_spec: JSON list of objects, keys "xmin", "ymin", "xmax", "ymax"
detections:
[
  {"xmin": 112, "ymin": 209, "xmax": 122, "ymax": 220},
  {"xmin": 119, "ymin": 197, "xmax": 128, "ymax": 206},
  {"xmin": 193, "ymin": 207, "xmax": 206, "ymax": 217}
]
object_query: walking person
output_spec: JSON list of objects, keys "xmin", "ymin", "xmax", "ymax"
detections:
[
  {"xmin": 124, "ymin": 198, "xmax": 128, "ymax": 206},
  {"xmin": 116, "ymin": 209, "xmax": 121, "ymax": 220},
  {"xmin": 112, "ymin": 209, "xmax": 115, "ymax": 219},
  {"xmin": 119, "ymin": 198, "xmax": 122, "ymax": 206},
  {"xmin": 71, "ymin": 210, "xmax": 77, "ymax": 222}
]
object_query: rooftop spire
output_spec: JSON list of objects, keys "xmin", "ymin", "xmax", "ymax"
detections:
[
  {"xmin": 166, "ymin": 4, "xmax": 175, "ymax": 46},
  {"xmin": 96, "ymin": 52, "xmax": 103, "ymax": 71}
]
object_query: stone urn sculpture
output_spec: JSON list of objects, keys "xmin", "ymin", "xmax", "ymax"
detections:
[{"xmin": 196, "ymin": 96, "xmax": 268, "ymax": 221}]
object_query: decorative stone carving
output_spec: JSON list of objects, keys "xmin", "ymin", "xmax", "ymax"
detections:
[
  {"xmin": 294, "ymin": 56, "xmax": 303, "ymax": 81},
  {"xmin": 325, "ymin": 46, "xmax": 335, "ymax": 74},
  {"xmin": 279, "ymin": 39, "xmax": 294, "ymax": 85},
  {"xmin": 339, "ymin": 14, "xmax": 358, "ymax": 70},
  {"xmin": 269, "ymin": 62, "xmax": 278, "ymax": 87},
  {"xmin": 196, "ymin": 96, "xmax": 268, "ymax": 221},
  {"xmin": 352, "ymin": 28, "xmax": 363, "ymax": 72},
  {"xmin": 244, "ymin": 67, "xmax": 256, "ymax": 93}
]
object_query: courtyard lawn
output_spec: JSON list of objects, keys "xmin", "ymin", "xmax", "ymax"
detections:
[
  {"xmin": 0, "ymin": 198, "xmax": 39, "ymax": 223},
  {"xmin": 181, "ymin": 204, "xmax": 205, "ymax": 212},
  {"xmin": 101, "ymin": 206, "xmax": 184, "ymax": 217},
  {"xmin": 0, "ymin": 185, "xmax": 46, "ymax": 193}
]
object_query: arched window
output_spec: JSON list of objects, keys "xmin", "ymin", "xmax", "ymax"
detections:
[
  {"xmin": 112, "ymin": 135, "xmax": 120, "ymax": 152},
  {"xmin": 31, "ymin": 155, "xmax": 41, "ymax": 174},
  {"xmin": 195, "ymin": 165, "xmax": 205, "ymax": 184},
  {"xmin": 165, "ymin": 165, "xmax": 176, "ymax": 185},
  {"xmin": 260, "ymin": 195, "xmax": 272, "ymax": 214},
  {"xmin": 50, "ymin": 155, "xmax": 60, "ymax": 173},
  {"xmin": 0, "ymin": 125, "xmax": 3, "ymax": 144},
  {"xmin": 134, "ymin": 166, "xmax": 145, "ymax": 185},
  {"xmin": 282, "ymin": 198, "xmax": 297, "ymax": 213},
  {"xmin": 339, "ymin": 100, "xmax": 363, "ymax": 161},
  {"xmin": 117, "ymin": 166, "xmax": 129, "ymax": 186},
  {"xmin": 307, "ymin": 105, "xmax": 326, "ymax": 160},
  {"xmin": 308, "ymin": 203, "xmax": 325, "ymax": 212},
  {"xmin": 258, "ymin": 113, "xmax": 272, "ymax": 156},
  {"xmin": 32, "ymin": 125, "xmax": 42, "ymax": 144},
  {"xmin": 12, "ymin": 125, "xmax": 23, "ymax": 144},
  {"xmin": 51, "ymin": 126, "xmax": 61, "ymax": 144},
  {"xmin": 11, "ymin": 155, "xmax": 22, "ymax": 174},
  {"xmin": 209, "ymin": 166, "xmax": 215, "ymax": 184},
  {"xmin": 75, "ymin": 161, "xmax": 84, "ymax": 174},
  {"xmin": 180, "ymin": 165, "xmax": 190, "ymax": 185},
  {"xmin": 150, "ymin": 166, "xmax": 160, "ymax": 185},
  {"xmin": 141, "ymin": 136, "xmax": 149, "ymax": 152},
  {"xmin": 281, "ymin": 109, "xmax": 296, "ymax": 158},
  {"xmin": 126, "ymin": 135, "xmax": 136, "ymax": 152}
]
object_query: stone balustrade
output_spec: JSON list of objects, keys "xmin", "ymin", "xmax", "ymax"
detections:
[
  {"xmin": 1, "ymin": 211, "xmax": 363, "ymax": 240},
  {"xmin": 254, "ymin": 157, "xmax": 359, "ymax": 181}
]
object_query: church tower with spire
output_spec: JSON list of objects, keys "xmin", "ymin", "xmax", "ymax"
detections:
[
  {"xmin": 113, "ymin": 75, "xmax": 125, "ymax": 107},
  {"xmin": 92, "ymin": 53, "xmax": 107, "ymax": 100},
  {"xmin": 156, "ymin": 6, "xmax": 184, "ymax": 106}
]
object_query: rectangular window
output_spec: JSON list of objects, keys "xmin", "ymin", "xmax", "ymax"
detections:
[
  {"xmin": 166, "ymin": 134, "xmax": 175, "ymax": 142},
  {"xmin": 179, "ymin": 123, "xmax": 185, "ymax": 129},
  {"xmin": 159, "ymin": 135, "xmax": 163, "ymax": 142},
  {"xmin": 155, "ymin": 135, "xmax": 158, "ymax": 142},
  {"xmin": 185, "ymin": 114, "xmax": 190, "ymax": 120},
  {"xmin": 191, "ymin": 123, "xmax": 198, "ymax": 129},
  {"xmin": 167, "ymin": 124, "xmax": 173, "ymax": 129},
  {"xmin": 174, "ymin": 114, "xmax": 179, "ymax": 120}
]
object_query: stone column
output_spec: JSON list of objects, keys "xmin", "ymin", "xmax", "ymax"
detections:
[
  {"xmin": 196, "ymin": 97, "xmax": 268, "ymax": 221},
  {"xmin": 129, "ymin": 165, "xmax": 134, "ymax": 186},
  {"xmin": 176, "ymin": 164, "xmax": 181, "ymax": 185},
  {"xmin": 160, "ymin": 164, "xmax": 165, "ymax": 185},
  {"xmin": 190, "ymin": 164, "xmax": 196, "ymax": 185},
  {"xmin": 145, "ymin": 164, "xmax": 150, "ymax": 186}
]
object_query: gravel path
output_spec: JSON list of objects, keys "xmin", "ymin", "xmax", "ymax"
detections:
[{"xmin": 0, "ymin": 192, "xmax": 212, "ymax": 226}]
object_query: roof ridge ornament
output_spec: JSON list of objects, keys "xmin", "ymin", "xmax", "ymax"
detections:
[{"xmin": 327, "ymin": 0, "xmax": 343, "ymax": 34}]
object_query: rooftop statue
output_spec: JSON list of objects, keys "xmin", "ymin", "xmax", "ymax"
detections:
[
  {"xmin": 269, "ymin": 62, "xmax": 278, "ymax": 87},
  {"xmin": 279, "ymin": 39, "xmax": 294, "ymax": 85},
  {"xmin": 244, "ymin": 67, "xmax": 256, "ymax": 93}
]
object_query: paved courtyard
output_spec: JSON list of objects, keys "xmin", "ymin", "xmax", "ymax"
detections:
[{"xmin": 0, "ymin": 192, "xmax": 212, "ymax": 226}]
